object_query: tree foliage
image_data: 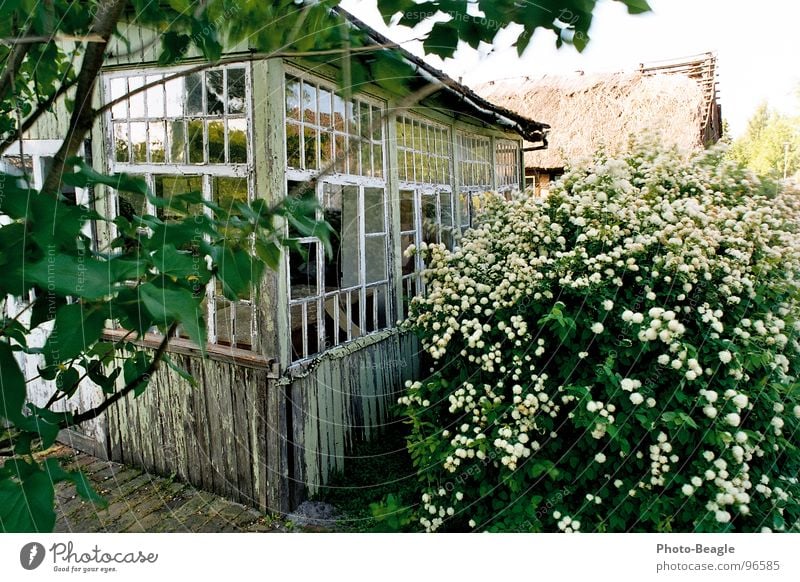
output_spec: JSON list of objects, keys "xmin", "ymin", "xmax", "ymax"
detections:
[{"xmin": 728, "ymin": 102, "xmax": 800, "ymax": 180}]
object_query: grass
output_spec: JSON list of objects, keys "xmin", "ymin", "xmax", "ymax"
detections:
[{"xmin": 313, "ymin": 421, "xmax": 418, "ymax": 532}]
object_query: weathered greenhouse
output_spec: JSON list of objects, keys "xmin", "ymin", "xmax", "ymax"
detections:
[{"xmin": 5, "ymin": 12, "xmax": 548, "ymax": 513}]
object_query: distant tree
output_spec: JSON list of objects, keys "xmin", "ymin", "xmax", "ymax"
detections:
[{"xmin": 729, "ymin": 102, "xmax": 800, "ymax": 179}]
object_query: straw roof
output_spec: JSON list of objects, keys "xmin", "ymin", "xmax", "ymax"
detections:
[{"xmin": 476, "ymin": 55, "xmax": 720, "ymax": 170}]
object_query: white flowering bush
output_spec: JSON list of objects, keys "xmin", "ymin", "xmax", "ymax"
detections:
[{"xmin": 400, "ymin": 145, "xmax": 800, "ymax": 532}]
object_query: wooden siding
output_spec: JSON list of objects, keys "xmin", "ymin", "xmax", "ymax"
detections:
[
  {"xmin": 284, "ymin": 331, "xmax": 419, "ymax": 501},
  {"xmin": 105, "ymin": 352, "xmax": 285, "ymax": 513}
]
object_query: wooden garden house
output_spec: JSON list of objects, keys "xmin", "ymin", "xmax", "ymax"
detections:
[{"xmin": 5, "ymin": 11, "xmax": 548, "ymax": 513}]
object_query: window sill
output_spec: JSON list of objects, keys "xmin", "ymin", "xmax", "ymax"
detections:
[{"xmin": 102, "ymin": 329, "xmax": 278, "ymax": 375}]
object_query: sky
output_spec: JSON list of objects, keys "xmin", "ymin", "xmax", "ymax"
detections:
[{"xmin": 340, "ymin": 0, "xmax": 800, "ymax": 137}]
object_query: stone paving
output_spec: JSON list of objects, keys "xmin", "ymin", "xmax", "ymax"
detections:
[{"xmin": 49, "ymin": 445, "xmax": 289, "ymax": 533}]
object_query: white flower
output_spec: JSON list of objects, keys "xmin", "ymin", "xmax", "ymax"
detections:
[
  {"xmin": 771, "ymin": 417, "xmax": 784, "ymax": 429},
  {"xmin": 578, "ymin": 351, "xmax": 589, "ymax": 359},
  {"xmin": 468, "ymin": 519, "xmax": 476, "ymax": 528},
  {"xmin": 794, "ymin": 405, "xmax": 800, "ymax": 419},
  {"xmin": 714, "ymin": 510, "xmax": 731, "ymax": 523},
  {"xmin": 595, "ymin": 452, "xmax": 607, "ymax": 464},
  {"xmin": 681, "ymin": 484, "xmax": 694, "ymax": 496},
  {"xmin": 631, "ymin": 313, "xmax": 644, "ymax": 324},
  {"xmin": 657, "ymin": 354, "xmax": 670, "ymax": 365},
  {"xmin": 724, "ymin": 413, "xmax": 741, "ymax": 427},
  {"xmin": 629, "ymin": 392, "xmax": 644, "ymax": 405},
  {"xmin": 732, "ymin": 394, "xmax": 748, "ymax": 409},
  {"xmin": 690, "ymin": 476, "xmax": 703, "ymax": 487},
  {"xmin": 685, "ymin": 370, "xmax": 697, "ymax": 381},
  {"xmin": 587, "ymin": 401, "xmax": 598, "ymax": 413},
  {"xmin": 602, "ymin": 299, "xmax": 614, "ymax": 311},
  {"xmin": 622, "ymin": 310, "xmax": 634, "ymax": 322},
  {"xmin": 718, "ymin": 350, "xmax": 732, "ymax": 364},
  {"xmin": 591, "ymin": 322, "xmax": 604, "ymax": 334}
]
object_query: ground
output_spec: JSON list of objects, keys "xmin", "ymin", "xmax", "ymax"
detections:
[{"xmin": 49, "ymin": 445, "xmax": 288, "ymax": 533}]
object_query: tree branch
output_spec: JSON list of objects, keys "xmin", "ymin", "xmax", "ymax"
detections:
[
  {"xmin": 41, "ymin": 0, "xmax": 128, "ymax": 195},
  {"xmin": 0, "ymin": 23, "xmax": 33, "ymax": 101},
  {"xmin": 60, "ymin": 322, "xmax": 176, "ymax": 428}
]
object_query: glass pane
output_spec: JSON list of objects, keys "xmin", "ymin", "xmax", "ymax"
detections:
[
  {"xmin": 286, "ymin": 123, "xmax": 301, "ymax": 168},
  {"xmin": 148, "ymin": 121, "xmax": 166, "ymax": 163},
  {"xmin": 334, "ymin": 135, "xmax": 345, "ymax": 173},
  {"xmin": 165, "ymin": 76, "xmax": 184, "ymax": 117},
  {"xmin": 145, "ymin": 75, "xmax": 164, "ymax": 118},
  {"xmin": 440, "ymin": 191, "xmax": 454, "ymax": 249},
  {"xmin": 370, "ymin": 105, "xmax": 382, "ymax": 140},
  {"xmin": 109, "ymin": 77, "xmax": 127, "ymax": 119},
  {"xmin": 213, "ymin": 176, "xmax": 248, "ymax": 212},
  {"xmin": 373, "ymin": 143, "xmax": 383, "ymax": 178},
  {"xmin": 460, "ymin": 191, "xmax": 470, "ymax": 227},
  {"xmin": 347, "ymin": 135, "xmax": 360, "ymax": 176},
  {"xmin": 116, "ymin": 188, "xmax": 147, "ymax": 221},
  {"xmin": 290, "ymin": 303, "xmax": 305, "ymax": 359},
  {"xmin": 128, "ymin": 77, "xmax": 145, "ymax": 117},
  {"xmin": 320, "ymin": 130, "xmax": 332, "ymax": 167},
  {"xmin": 364, "ymin": 187, "xmax": 384, "ymax": 233},
  {"xmin": 365, "ymin": 236, "xmax": 387, "ymax": 283},
  {"xmin": 186, "ymin": 73, "xmax": 204, "ymax": 116},
  {"xmin": 286, "ymin": 76, "xmax": 300, "ymax": 120},
  {"xmin": 227, "ymin": 67, "xmax": 246, "ymax": 114},
  {"xmin": 422, "ymin": 193, "xmax": 438, "ymax": 245},
  {"xmin": 304, "ymin": 126, "xmax": 318, "ymax": 170},
  {"xmin": 318, "ymin": 88, "xmax": 332, "ymax": 127},
  {"xmin": 168, "ymin": 120, "xmax": 186, "ymax": 163},
  {"xmin": 395, "ymin": 117, "xmax": 405, "ymax": 147},
  {"xmin": 206, "ymin": 70, "xmax": 224, "ymax": 114},
  {"xmin": 289, "ymin": 241, "xmax": 319, "ymax": 300},
  {"xmin": 360, "ymin": 139, "xmax": 371, "ymax": 177},
  {"xmin": 359, "ymin": 103, "xmax": 371, "ymax": 138},
  {"xmin": 155, "ymin": 175, "xmax": 203, "ymax": 221},
  {"xmin": 400, "ymin": 189, "xmax": 414, "ymax": 232},
  {"xmin": 215, "ymin": 296, "xmax": 233, "ymax": 345},
  {"xmin": 208, "ymin": 120, "xmax": 225, "ymax": 163},
  {"xmin": 323, "ymin": 183, "xmax": 359, "ymax": 290},
  {"xmin": 113, "ymin": 123, "xmax": 129, "ymax": 163},
  {"xmin": 233, "ymin": 301, "xmax": 253, "ymax": 348},
  {"xmin": 347, "ymin": 101, "xmax": 357, "ymax": 137},
  {"xmin": 228, "ymin": 118, "xmax": 247, "ymax": 163},
  {"xmin": 188, "ymin": 120, "xmax": 204, "ymax": 163},
  {"xmin": 302, "ymin": 81, "xmax": 317, "ymax": 124},
  {"xmin": 130, "ymin": 122, "xmax": 147, "ymax": 163},
  {"xmin": 332, "ymin": 94, "xmax": 345, "ymax": 131}
]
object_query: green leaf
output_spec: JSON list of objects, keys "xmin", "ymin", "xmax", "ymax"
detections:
[
  {"xmin": 255, "ymin": 240, "xmax": 281, "ymax": 271},
  {"xmin": 210, "ymin": 246, "xmax": 264, "ymax": 301},
  {"xmin": 62, "ymin": 159, "xmax": 150, "ymax": 197},
  {"xmin": 424, "ymin": 21, "xmax": 459, "ymax": 59},
  {"xmin": 24, "ymin": 255, "xmax": 117, "ymax": 300},
  {"xmin": 0, "ymin": 464, "xmax": 56, "ymax": 532},
  {"xmin": 138, "ymin": 281, "xmax": 206, "ymax": 348},
  {"xmin": 619, "ymin": 0, "xmax": 652, "ymax": 15},
  {"xmin": 123, "ymin": 350, "xmax": 151, "ymax": 397},
  {"xmin": 42, "ymin": 303, "xmax": 108, "ymax": 366},
  {"xmin": 0, "ymin": 341, "xmax": 26, "ymax": 423},
  {"xmin": 152, "ymin": 246, "xmax": 207, "ymax": 281}
]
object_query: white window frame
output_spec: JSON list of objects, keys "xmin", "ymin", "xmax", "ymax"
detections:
[
  {"xmin": 101, "ymin": 64, "xmax": 258, "ymax": 351},
  {"xmin": 284, "ymin": 67, "xmax": 392, "ymax": 362}
]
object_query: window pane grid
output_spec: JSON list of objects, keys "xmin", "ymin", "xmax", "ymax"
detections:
[
  {"xmin": 285, "ymin": 74, "xmax": 384, "ymax": 178},
  {"xmin": 396, "ymin": 115, "xmax": 451, "ymax": 185},
  {"xmin": 496, "ymin": 139, "xmax": 521, "ymax": 193},
  {"xmin": 107, "ymin": 66, "xmax": 249, "ymax": 167}
]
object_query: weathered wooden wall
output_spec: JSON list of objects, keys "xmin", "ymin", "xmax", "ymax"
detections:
[
  {"xmin": 105, "ymin": 352, "xmax": 287, "ymax": 513},
  {"xmin": 284, "ymin": 331, "xmax": 419, "ymax": 502}
]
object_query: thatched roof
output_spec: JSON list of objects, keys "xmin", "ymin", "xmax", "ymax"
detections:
[{"xmin": 476, "ymin": 54, "xmax": 721, "ymax": 170}]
